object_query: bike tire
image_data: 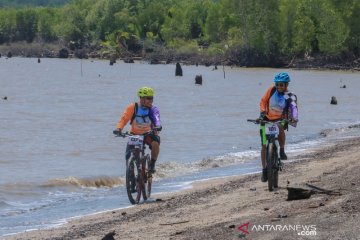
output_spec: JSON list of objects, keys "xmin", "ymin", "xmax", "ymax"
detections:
[
  {"xmin": 126, "ymin": 157, "xmax": 142, "ymax": 204},
  {"xmin": 274, "ymin": 152, "xmax": 279, "ymax": 188},
  {"xmin": 143, "ymin": 155, "xmax": 152, "ymax": 199},
  {"xmin": 266, "ymin": 142, "xmax": 275, "ymax": 192},
  {"xmin": 140, "ymin": 156, "xmax": 148, "ymax": 201},
  {"xmin": 274, "ymin": 169, "xmax": 279, "ymax": 188}
]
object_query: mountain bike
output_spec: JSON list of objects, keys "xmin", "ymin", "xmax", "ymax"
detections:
[
  {"xmin": 113, "ymin": 128, "xmax": 160, "ymax": 204},
  {"xmin": 248, "ymin": 119, "xmax": 287, "ymax": 191}
]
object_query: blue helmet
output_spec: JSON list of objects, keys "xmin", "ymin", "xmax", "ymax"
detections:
[{"xmin": 274, "ymin": 72, "xmax": 290, "ymax": 83}]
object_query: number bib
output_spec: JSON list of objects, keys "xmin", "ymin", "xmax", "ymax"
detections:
[
  {"xmin": 127, "ymin": 135, "xmax": 144, "ymax": 147},
  {"xmin": 265, "ymin": 124, "xmax": 279, "ymax": 135}
]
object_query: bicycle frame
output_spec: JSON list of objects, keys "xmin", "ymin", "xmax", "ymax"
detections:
[
  {"xmin": 263, "ymin": 121, "xmax": 282, "ymax": 191},
  {"xmin": 114, "ymin": 128, "xmax": 160, "ymax": 204},
  {"xmin": 126, "ymin": 137, "xmax": 151, "ymax": 203},
  {"xmin": 248, "ymin": 119, "xmax": 285, "ymax": 191}
]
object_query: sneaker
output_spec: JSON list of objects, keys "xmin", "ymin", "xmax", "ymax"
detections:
[
  {"xmin": 280, "ymin": 148, "xmax": 288, "ymax": 160},
  {"xmin": 261, "ymin": 168, "xmax": 268, "ymax": 182},
  {"xmin": 149, "ymin": 160, "xmax": 156, "ymax": 173}
]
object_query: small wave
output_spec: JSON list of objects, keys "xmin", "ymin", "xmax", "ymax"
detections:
[
  {"xmin": 320, "ymin": 123, "xmax": 360, "ymax": 137},
  {"xmin": 153, "ymin": 150, "xmax": 258, "ymax": 179},
  {"xmin": 0, "ymin": 200, "xmax": 12, "ymax": 208},
  {"xmin": 42, "ymin": 176, "xmax": 125, "ymax": 188},
  {"xmin": 195, "ymin": 150, "xmax": 257, "ymax": 169}
]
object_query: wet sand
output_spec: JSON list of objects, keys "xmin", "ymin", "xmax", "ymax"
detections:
[{"xmin": 4, "ymin": 137, "xmax": 360, "ymax": 240}]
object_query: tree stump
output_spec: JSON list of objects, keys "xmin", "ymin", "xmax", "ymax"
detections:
[
  {"xmin": 175, "ymin": 62, "xmax": 183, "ymax": 76},
  {"xmin": 59, "ymin": 49, "xmax": 69, "ymax": 58},
  {"xmin": 287, "ymin": 187, "xmax": 314, "ymax": 201},
  {"xmin": 330, "ymin": 96, "xmax": 337, "ymax": 105},
  {"xmin": 195, "ymin": 75, "xmax": 203, "ymax": 85}
]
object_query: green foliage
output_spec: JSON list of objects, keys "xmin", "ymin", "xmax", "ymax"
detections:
[
  {"xmin": 0, "ymin": 0, "xmax": 359, "ymax": 59},
  {"xmin": 0, "ymin": 9, "xmax": 16, "ymax": 43},
  {"xmin": 15, "ymin": 8, "xmax": 38, "ymax": 42}
]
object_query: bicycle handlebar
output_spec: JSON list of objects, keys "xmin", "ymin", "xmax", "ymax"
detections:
[
  {"xmin": 247, "ymin": 119, "xmax": 288, "ymax": 125},
  {"xmin": 113, "ymin": 126, "xmax": 162, "ymax": 138}
]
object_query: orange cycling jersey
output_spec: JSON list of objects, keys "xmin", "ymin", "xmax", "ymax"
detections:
[
  {"xmin": 116, "ymin": 103, "xmax": 152, "ymax": 135},
  {"xmin": 260, "ymin": 86, "xmax": 297, "ymax": 121}
]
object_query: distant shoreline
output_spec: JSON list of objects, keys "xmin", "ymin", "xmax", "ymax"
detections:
[{"xmin": 1, "ymin": 43, "xmax": 359, "ymax": 71}]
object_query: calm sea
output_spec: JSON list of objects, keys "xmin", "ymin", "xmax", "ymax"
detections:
[{"xmin": 1, "ymin": 57, "xmax": 360, "ymax": 236}]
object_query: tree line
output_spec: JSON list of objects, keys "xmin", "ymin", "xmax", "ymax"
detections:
[
  {"xmin": 0, "ymin": 0, "xmax": 359, "ymax": 65},
  {"xmin": 0, "ymin": 0, "xmax": 69, "ymax": 7}
]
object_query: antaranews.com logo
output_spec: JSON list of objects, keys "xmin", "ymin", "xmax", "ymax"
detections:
[{"xmin": 236, "ymin": 222, "xmax": 317, "ymax": 239}]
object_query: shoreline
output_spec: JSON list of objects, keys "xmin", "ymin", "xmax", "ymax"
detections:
[
  {"xmin": 1, "ymin": 44, "xmax": 359, "ymax": 71},
  {"xmin": 4, "ymin": 136, "xmax": 360, "ymax": 240}
]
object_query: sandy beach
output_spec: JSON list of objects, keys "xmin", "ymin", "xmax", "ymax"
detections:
[{"xmin": 3, "ymin": 137, "xmax": 360, "ymax": 240}]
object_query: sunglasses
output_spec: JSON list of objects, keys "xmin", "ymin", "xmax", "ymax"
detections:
[
  {"xmin": 275, "ymin": 83, "xmax": 286, "ymax": 87},
  {"xmin": 145, "ymin": 97, "xmax": 153, "ymax": 100}
]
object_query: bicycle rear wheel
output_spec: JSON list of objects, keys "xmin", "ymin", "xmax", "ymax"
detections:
[
  {"xmin": 266, "ymin": 142, "xmax": 276, "ymax": 192},
  {"xmin": 142, "ymin": 155, "xmax": 152, "ymax": 199},
  {"xmin": 126, "ymin": 157, "xmax": 141, "ymax": 204}
]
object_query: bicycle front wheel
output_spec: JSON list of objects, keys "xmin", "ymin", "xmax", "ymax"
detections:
[
  {"xmin": 266, "ymin": 142, "xmax": 276, "ymax": 192},
  {"xmin": 126, "ymin": 157, "xmax": 142, "ymax": 204}
]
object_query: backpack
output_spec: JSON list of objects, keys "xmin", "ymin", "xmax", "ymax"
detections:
[{"xmin": 129, "ymin": 102, "xmax": 154, "ymax": 125}]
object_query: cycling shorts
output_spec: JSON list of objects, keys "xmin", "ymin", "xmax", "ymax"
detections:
[{"xmin": 144, "ymin": 133, "xmax": 161, "ymax": 148}]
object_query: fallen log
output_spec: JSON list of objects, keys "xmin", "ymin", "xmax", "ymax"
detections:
[{"xmin": 287, "ymin": 184, "xmax": 342, "ymax": 201}]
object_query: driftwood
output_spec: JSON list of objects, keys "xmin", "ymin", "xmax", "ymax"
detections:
[
  {"xmin": 305, "ymin": 183, "xmax": 342, "ymax": 195},
  {"xmin": 160, "ymin": 220, "xmax": 189, "ymax": 226},
  {"xmin": 287, "ymin": 184, "xmax": 341, "ymax": 201}
]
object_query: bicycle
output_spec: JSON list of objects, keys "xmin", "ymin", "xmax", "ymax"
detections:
[
  {"xmin": 248, "ymin": 119, "xmax": 287, "ymax": 191},
  {"xmin": 113, "ymin": 127, "xmax": 160, "ymax": 204}
]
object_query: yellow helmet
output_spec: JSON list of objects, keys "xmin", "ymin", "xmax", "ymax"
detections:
[{"xmin": 137, "ymin": 86, "xmax": 154, "ymax": 97}]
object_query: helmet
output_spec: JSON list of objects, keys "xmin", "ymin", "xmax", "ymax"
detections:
[
  {"xmin": 137, "ymin": 86, "xmax": 154, "ymax": 97},
  {"xmin": 274, "ymin": 72, "xmax": 290, "ymax": 83}
]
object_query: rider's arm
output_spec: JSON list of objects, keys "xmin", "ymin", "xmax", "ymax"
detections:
[
  {"xmin": 116, "ymin": 103, "xmax": 135, "ymax": 130},
  {"xmin": 150, "ymin": 106, "xmax": 161, "ymax": 129},
  {"xmin": 259, "ymin": 86, "xmax": 274, "ymax": 115},
  {"xmin": 289, "ymin": 94, "xmax": 298, "ymax": 126}
]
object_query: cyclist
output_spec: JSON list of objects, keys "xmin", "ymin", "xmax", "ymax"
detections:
[
  {"xmin": 258, "ymin": 72, "xmax": 298, "ymax": 182},
  {"xmin": 115, "ymin": 86, "xmax": 162, "ymax": 173}
]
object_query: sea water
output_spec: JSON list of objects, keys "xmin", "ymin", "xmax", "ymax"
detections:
[{"xmin": 1, "ymin": 57, "xmax": 360, "ymax": 236}]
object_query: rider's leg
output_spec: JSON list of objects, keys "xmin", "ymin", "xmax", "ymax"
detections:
[
  {"xmin": 151, "ymin": 141, "xmax": 159, "ymax": 161},
  {"xmin": 261, "ymin": 145, "xmax": 266, "ymax": 168},
  {"xmin": 278, "ymin": 126, "xmax": 285, "ymax": 148},
  {"xmin": 146, "ymin": 134, "xmax": 160, "ymax": 173},
  {"xmin": 149, "ymin": 141, "xmax": 159, "ymax": 173},
  {"xmin": 260, "ymin": 125, "xmax": 268, "ymax": 182},
  {"xmin": 278, "ymin": 126, "xmax": 287, "ymax": 160}
]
